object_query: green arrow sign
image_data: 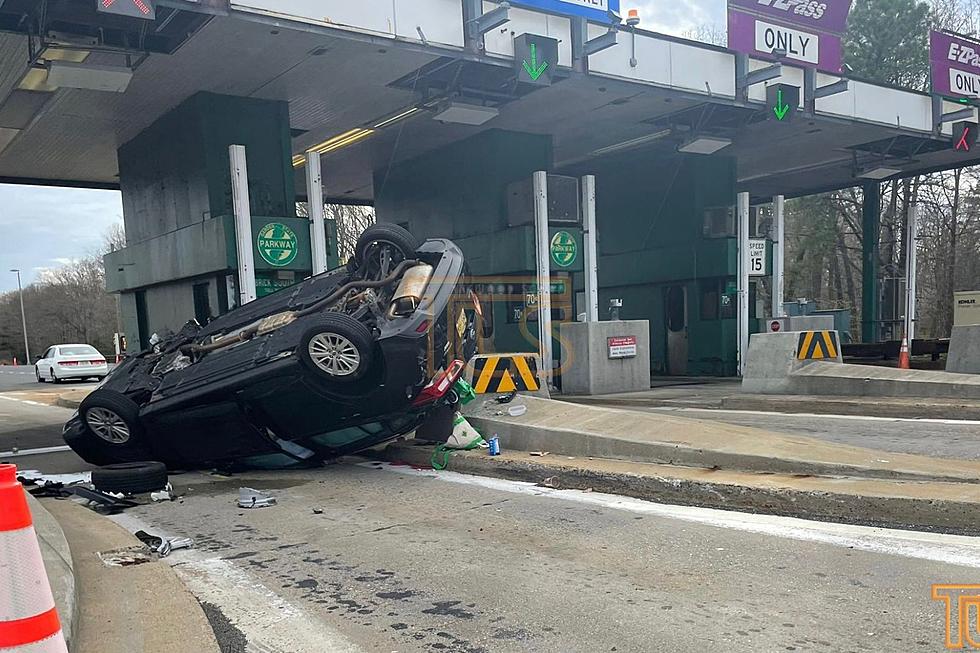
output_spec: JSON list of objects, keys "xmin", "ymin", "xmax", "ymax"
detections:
[
  {"xmin": 522, "ymin": 43, "xmax": 549, "ymax": 81},
  {"xmin": 773, "ymin": 88, "xmax": 790, "ymax": 121}
]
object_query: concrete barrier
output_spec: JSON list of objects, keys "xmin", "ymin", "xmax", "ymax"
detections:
[
  {"xmin": 558, "ymin": 320, "xmax": 650, "ymax": 396},
  {"xmin": 464, "ymin": 353, "xmax": 550, "ymax": 399},
  {"xmin": 742, "ymin": 330, "xmax": 841, "ymax": 394},
  {"xmin": 947, "ymin": 325, "xmax": 980, "ymax": 374}
]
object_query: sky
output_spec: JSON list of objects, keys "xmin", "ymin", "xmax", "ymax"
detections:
[
  {"xmin": 632, "ymin": 0, "xmax": 725, "ymax": 36},
  {"xmin": 0, "ymin": 0, "xmax": 723, "ymax": 296},
  {"xmin": 0, "ymin": 185, "xmax": 123, "ymax": 294}
]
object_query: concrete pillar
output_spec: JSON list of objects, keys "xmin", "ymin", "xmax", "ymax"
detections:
[
  {"xmin": 772, "ymin": 195, "xmax": 785, "ymax": 318},
  {"xmin": 306, "ymin": 150, "xmax": 328, "ymax": 275},
  {"xmin": 737, "ymin": 191, "xmax": 751, "ymax": 377},
  {"xmin": 230, "ymin": 145, "xmax": 257, "ymax": 305},
  {"xmin": 533, "ymin": 171, "xmax": 554, "ymax": 386},
  {"xmin": 862, "ymin": 182, "xmax": 881, "ymax": 343},
  {"xmin": 581, "ymin": 175, "xmax": 599, "ymax": 323}
]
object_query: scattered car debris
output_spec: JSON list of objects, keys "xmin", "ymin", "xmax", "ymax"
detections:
[
  {"xmin": 16, "ymin": 470, "xmax": 91, "ymax": 487},
  {"xmin": 431, "ymin": 413, "xmax": 486, "ymax": 470},
  {"xmin": 91, "ymin": 462, "xmax": 168, "ymax": 495},
  {"xmin": 529, "ymin": 451, "xmax": 550, "ymax": 457},
  {"xmin": 62, "ymin": 226, "xmax": 483, "ymax": 470},
  {"xmin": 150, "ymin": 484, "xmax": 175, "ymax": 502},
  {"xmin": 507, "ymin": 405, "xmax": 527, "ymax": 417},
  {"xmin": 238, "ymin": 487, "xmax": 277, "ymax": 509},
  {"xmin": 496, "ymin": 391, "xmax": 517, "ymax": 404},
  {"xmin": 537, "ymin": 476, "xmax": 561, "ymax": 489},
  {"xmin": 312, "ymin": 508, "xmax": 324, "ymax": 515},
  {"xmin": 135, "ymin": 529, "xmax": 194, "ymax": 558},
  {"xmin": 69, "ymin": 486, "xmax": 138, "ymax": 513}
]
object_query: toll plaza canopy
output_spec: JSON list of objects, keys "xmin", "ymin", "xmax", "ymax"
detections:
[{"xmin": 1, "ymin": 0, "xmax": 979, "ymax": 202}]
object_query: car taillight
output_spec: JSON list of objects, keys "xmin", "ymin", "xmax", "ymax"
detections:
[
  {"xmin": 412, "ymin": 359, "xmax": 466, "ymax": 407},
  {"xmin": 415, "ymin": 320, "xmax": 430, "ymax": 334},
  {"xmin": 59, "ymin": 361, "xmax": 79, "ymax": 366},
  {"xmin": 90, "ymin": 359, "xmax": 106, "ymax": 365}
]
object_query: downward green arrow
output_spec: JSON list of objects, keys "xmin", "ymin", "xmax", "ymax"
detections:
[
  {"xmin": 773, "ymin": 88, "xmax": 790, "ymax": 121},
  {"xmin": 522, "ymin": 43, "xmax": 549, "ymax": 81}
]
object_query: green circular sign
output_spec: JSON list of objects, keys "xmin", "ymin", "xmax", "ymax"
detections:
[
  {"xmin": 257, "ymin": 222, "xmax": 298, "ymax": 267},
  {"xmin": 550, "ymin": 230, "xmax": 578, "ymax": 268}
]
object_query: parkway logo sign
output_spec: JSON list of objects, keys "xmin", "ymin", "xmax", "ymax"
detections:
[{"xmin": 256, "ymin": 222, "xmax": 298, "ymax": 267}]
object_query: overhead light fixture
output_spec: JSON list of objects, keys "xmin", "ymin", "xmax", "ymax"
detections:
[
  {"xmin": 858, "ymin": 166, "xmax": 902, "ymax": 180},
  {"xmin": 432, "ymin": 102, "xmax": 499, "ymax": 126},
  {"xmin": 373, "ymin": 106, "xmax": 421, "ymax": 130},
  {"xmin": 678, "ymin": 135, "xmax": 732, "ymax": 155},
  {"xmin": 292, "ymin": 128, "xmax": 377, "ymax": 167},
  {"xmin": 590, "ymin": 129, "xmax": 672, "ymax": 157},
  {"xmin": 45, "ymin": 61, "xmax": 133, "ymax": 93}
]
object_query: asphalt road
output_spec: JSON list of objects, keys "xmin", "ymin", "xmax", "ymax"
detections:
[
  {"xmin": 2, "ymin": 393, "xmax": 979, "ymax": 651},
  {"xmin": 643, "ymin": 406, "xmax": 980, "ymax": 461},
  {"xmin": 113, "ymin": 463, "xmax": 978, "ymax": 653},
  {"xmin": 0, "ymin": 364, "xmax": 101, "ymax": 391}
]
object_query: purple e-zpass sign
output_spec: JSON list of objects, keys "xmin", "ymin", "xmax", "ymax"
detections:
[
  {"xmin": 931, "ymin": 31, "xmax": 980, "ymax": 99},
  {"xmin": 727, "ymin": 0, "xmax": 853, "ymax": 73}
]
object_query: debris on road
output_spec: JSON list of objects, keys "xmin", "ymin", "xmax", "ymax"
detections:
[
  {"xmin": 507, "ymin": 404, "xmax": 527, "ymax": 417},
  {"xmin": 537, "ymin": 476, "xmax": 561, "ymax": 489},
  {"xmin": 150, "ymin": 484, "xmax": 175, "ymax": 502},
  {"xmin": 91, "ymin": 462, "xmax": 168, "ymax": 495},
  {"xmin": 488, "ymin": 436, "xmax": 501, "ymax": 456},
  {"xmin": 496, "ymin": 391, "xmax": 517, "ymax": 404},
  {"xmin": 16, "ymin": 470, "xmax": 91, "ymax": 487},
  {"xmin": 135, "ymin": 529, "xmax": 194, "ymax": 557},
  {"xmin": 529, "ymin": 451, "xmax": 550, "ymax": 457},
  {"xmin": 431, "ymin": 413, "xmax": 486, "ymax": 470},
  {"xmin": 238, "ymin": 487, "xmax": 277, "ymax": 509}
]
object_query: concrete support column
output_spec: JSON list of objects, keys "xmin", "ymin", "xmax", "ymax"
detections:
[
  {"xmin": 772, "ymin": 195, "xmax": 785, "ymax": 318},
  {"xmin": 306, "ymin": 150, "xmax": 328, "ymax": 275},
  {"xmin": 905, "ymin": 202, "xmax": 919, "ymax": 343},
  {"xmin": 861, "ymin": 182, "xmax": 881, "ymax": 343},
  {"xmin": 230, "ymin": 144, "xmax": 257, "ymax": 305},
  {"xmin": 737, "ymin": 191, "xmax": 751, "ymax": 377},
  {"xmin": 533, "ymin": 171, "xmax": 554, "ymax": 386},
  {"xmin": 581, "ymin": 175, "xmax": 599, "ymax": 323}
]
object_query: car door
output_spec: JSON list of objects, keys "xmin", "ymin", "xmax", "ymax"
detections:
[{"xmin": 38, "ymin": 348, "xmax": 54, "ymax": 376}]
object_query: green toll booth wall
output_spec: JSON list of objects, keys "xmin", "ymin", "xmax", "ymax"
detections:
[{"xmin": 374, "ymin": 129, "xmax": 739, "ymax": 377}]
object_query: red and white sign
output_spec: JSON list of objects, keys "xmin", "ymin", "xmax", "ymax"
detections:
[
  {"xmin": 608, "ymin": 335, "xmax": 638, "ymax": 359},
  {"xmin": 770, "ymin": 320, "xmax": 782, "ymax": 332}
]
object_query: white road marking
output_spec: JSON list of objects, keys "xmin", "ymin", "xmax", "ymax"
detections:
[
  {"xmin": 368, "ymin": 462, "xmax": 980, "ymax": 569},
  {"xmin": 0, "ymin": 445, "xmax": 73, "ymax": 458},
  {"xmin": 651, "ymin": 405, "xmax": 980, "ymax": 426},
  {"xmin": 108, "ymin": 513, "xmax": 364, "ymax": 653}
]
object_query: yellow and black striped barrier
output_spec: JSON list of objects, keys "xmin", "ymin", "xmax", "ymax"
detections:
[
  {"xmin": 469, "ymin": 354, "xmax": 541, "ymax": 393},
  {"xmin": 796, "ymin": 331, "xmax": 839, "ymax": 360}
]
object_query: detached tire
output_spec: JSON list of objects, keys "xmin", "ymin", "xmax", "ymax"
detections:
[
  {"xmin": 299, "ymin": 314, "xmax": 374, "ymax": 382},
  {"xmin": 351, "ymin": 223, "xmax": 419, "ymax": 274},
  {"xmin": 92, "ymin": 461, "xmax": 168, "ymax": 494},
  {"xmin": 78, "ymin": 390, "xmax": 151, "ymax": 463}
]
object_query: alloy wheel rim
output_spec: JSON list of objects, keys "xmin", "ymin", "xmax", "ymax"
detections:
[
  {"xmin": 86, "ymin": 407, "xmax": 131, "ymax": 444},
  {"xmin": 308, "ymin": 333, "xmax": 361, "ymax": 377}
]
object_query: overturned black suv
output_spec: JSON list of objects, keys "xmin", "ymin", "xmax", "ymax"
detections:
[{"xmin": 64, "ymin": 225, "xmax": 481, "ymax": 469}]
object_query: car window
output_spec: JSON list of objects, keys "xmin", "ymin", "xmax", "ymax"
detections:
[
  {"xmin": 59, "ymin": 346, "xmax": 99, "ymax": 357},
  {"xmin": 43, "ymin": 348, "xmax": 54, "ymax": 359}
]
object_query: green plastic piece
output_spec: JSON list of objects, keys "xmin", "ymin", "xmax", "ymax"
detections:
[{"xmin": 454, "ymin": 378, "xmax": 476, "ymax": 405}]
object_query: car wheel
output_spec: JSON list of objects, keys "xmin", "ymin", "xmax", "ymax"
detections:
[
  {"xmin": 91, "ymin": 461, "xmax": 168, "ymax": 495},
  {"xmin": 351, "ymin": 223, "xmax": 419, "ymax": 279},
  {"xmin": 50, "ymin": 369, "xmax": 59, "ymax": 384},
  {"xmin": 299, "ymin": 314, "xmax": 374, "ymax": 382},
  {"xmin": 78, "ymin": 390, "xmax": 150, "ymax": 462},
  {"xmin": 36, "ymin": 368, "xmax": 44, "ymax": 383}
]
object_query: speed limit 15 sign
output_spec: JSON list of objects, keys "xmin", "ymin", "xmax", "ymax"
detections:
[{"xmin": 748, "ymin": 239, "xmax": 768, "ymax": 276}]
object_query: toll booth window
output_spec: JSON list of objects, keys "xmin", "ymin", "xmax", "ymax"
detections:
[
  {"xmin": 700, "ymin": 280, "xmax": 720, "ymax": 321},
  {"xmin": 702, "ymin": 206, "xmax": 735, "ymax": 238}
]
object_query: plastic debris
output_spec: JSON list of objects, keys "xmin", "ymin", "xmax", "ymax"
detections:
[
  {"xmin": 431, "ymin": 413, "xmax": 486, "ymax": 470},
  {"xmin": 454, "ymin": 378, "xmax": 477, "ymax": 405},
  {"xmin": 496, "ymin": 391, "xmax": 517, "ymax": 404},
  {"xmin": 135, "ymin": 529, "xmax": 194, "ymax": 558},
  {"xmin": 238, "ymin": 487, "xmax": 277, "ymax": 509},
  {"xmin": 150, "ymin": 483, "xmax": 175, "ymax": 502},
  {"xmin": 507, "ymin": 404, "xmax": 527, "ymax": 417},
  {"xmin": 528, "ymin": 451, "xmax": 550, "ymax": 457},
  {"xmin": 16, "ymin": 470, "xmax": 91, "ymax": 487}
]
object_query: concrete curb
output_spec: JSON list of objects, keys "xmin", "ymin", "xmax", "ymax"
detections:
[
  {"xmin": 464, "ymin": 396, "xmax": 980, "ymax": 485},
  {"xmin": 382, "ymin": 442, "xmax": 980, "ymax": 535},
  {"xmin": 27, "ymin": 494, "xmax": 77, "ymax": 649},
  {"xmin": 55, "ymin": 392, "xmax": 87, "ymax": 410}
]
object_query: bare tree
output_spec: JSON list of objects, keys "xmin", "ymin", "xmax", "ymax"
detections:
[{"xmin": 296, "ymin": 202, "xmax": 376, "ymax": 264}]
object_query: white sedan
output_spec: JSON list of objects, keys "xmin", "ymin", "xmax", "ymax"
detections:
[{"xmin": 35, "ymin": 344, "xmax": 109, "ymax": 383}]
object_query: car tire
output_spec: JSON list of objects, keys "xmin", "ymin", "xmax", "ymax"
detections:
[
  {"xmin": 78, "ymin": 390, "xmax": 151, "ymax": 462},
  {"xmin": 91, "ymin": 461, "xmax": 168, "ymax": 495},
  {"xmin": 351, "ymin": 223, "xmax": 419, "ymax": 275},
  {"xmin": 50, "ymin": 370, "xmax": 60, "ymax": 384},
  {"xmin": 36, "ymin": 368, "xmax": 44, "ymax": 383},
  {"xmin": 299, "ymin": 314, "xmax": 374, "ymax": 382}
]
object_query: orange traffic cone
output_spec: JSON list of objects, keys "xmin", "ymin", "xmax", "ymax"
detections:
[
  {"xmin": 0, "ymin": 464, "xmax": 69, "ymax": 653},
  {"xmin": 898, "ymin": 333, "xmax": 911, "ymax": 370}
]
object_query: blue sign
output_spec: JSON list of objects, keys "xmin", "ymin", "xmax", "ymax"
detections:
[{"xmin": 506, "ymin": 0, "xmax": 620, "ymax": 23}]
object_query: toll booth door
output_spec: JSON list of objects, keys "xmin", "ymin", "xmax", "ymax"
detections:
[{"xmin": 665, "ymin": 285, "xmax": 688, "ymax": 375}]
